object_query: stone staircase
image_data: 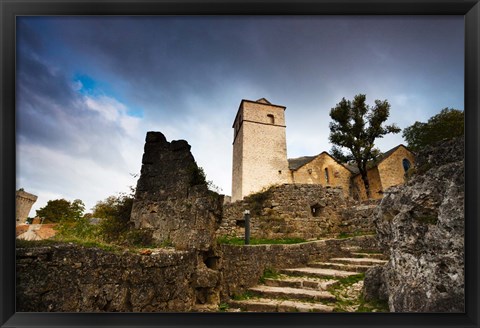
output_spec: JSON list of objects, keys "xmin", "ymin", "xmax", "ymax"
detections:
[{"xmin": 227, "ymin": 247, "xmax": 387, "ymax": 312}]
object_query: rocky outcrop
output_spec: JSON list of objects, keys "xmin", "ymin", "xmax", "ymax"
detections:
[
  {"xmin": 364, "ymin": 137, "xmax": 464, "ymax": 312},
  {"xmin": 130, "ymin": 132, "xmax": 223, "ymax": 251}
]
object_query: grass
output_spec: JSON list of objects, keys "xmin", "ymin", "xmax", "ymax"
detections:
[
  {"xmin": 336, "ymin": 231, "xmax": 376, "ymax": 239},
  {"xmin": 231, "ymin": 290, "xmax": 256, "ymax": 301},
  {"xmin": 326, "ymin": 272, "xmax": 389, "ymax": 313},
  {"xmin": 217, "ymin": 236, "xmax": 306, "ymax": 245},
  {"xmin": 218, "ymin": 303, "xmax": 230, "ymax": 312},
  {"xmin": 259, "ymin": 268, "xmax": 280, "ymax": 283}
]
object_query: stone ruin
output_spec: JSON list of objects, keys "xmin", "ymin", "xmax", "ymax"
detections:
[
  {"xmin": 129, "ymin": 131, "xmax": 224, "ymax": 307},
  {"xmin": 16, "ymin": 189, "xmax": 38, "ymax": 225}
]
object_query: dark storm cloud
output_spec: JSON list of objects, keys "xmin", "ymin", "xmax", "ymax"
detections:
[
  {"xmin": 16, "ymin": 23, "xmax": 135, "ymax": 172},
  {"xmin": 16, "ymin": 15, "xmax": 464, "ymax": 212},
  {"xmin": 19, "ymin": 16, "xmax": 463, "ymax": 123}
]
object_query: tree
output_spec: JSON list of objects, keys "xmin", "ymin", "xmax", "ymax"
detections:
[
  {"xmin": 36, "ymin": 198, "xmax": 85, "ymax": 223},
  {"xmin": 329, "ymin": 94, "xmax": 401, "ymax": 198},
  {"xmin": 91, "ymin": 193, "xmax": 134, "ymax": 242},
  {"xmin": 402, "ymin": 108, "xmax": 464, "ymax": 151}
]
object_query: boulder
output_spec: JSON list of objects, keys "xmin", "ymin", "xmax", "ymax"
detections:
[{"xmin": 367, "ymin": 137, "xmax": 464, "ymax": 312}]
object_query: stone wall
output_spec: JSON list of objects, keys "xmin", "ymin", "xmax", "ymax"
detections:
[
  {"xmin": 220, "ymin": 235, "xmax": 379, "ymax": 299},
  {"xmin": 352, "ymin": 145, "xmax": 415, "ymax": 201},
  {"xmin": 16, "ymin": 189, "xmax": 38, "ymax": 225},
  {"xmin": 218, "ymin": 184, "xmax": 377, "ymax": 239},
  {"xmin": 377, "ymin": 145, "xmax": 415, "ymax": 191},
  {"xmin": 17, "ymin": 244, "xmax": 199, "ymax": 312},
  {"xmin": 130, "ymin": 132, "xmax": 223, "ymax": 251},
  {"xmin": 290, "ymin": 153, "xmax": 352, "ymax": 198},
  {"xmin": 364, "ymin": 137, "xmax": 464, "ymax": 312}
]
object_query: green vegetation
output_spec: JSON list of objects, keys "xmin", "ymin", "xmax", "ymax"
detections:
[
  {"xmin": 326, "ymin": 273, "xmax": 389, "ymax": 312},
  {"xmin": 188, "ymin": 162, "xmax": 207, "ymax": 187},
  {"xmin": 336, "ymin": 231, "xmax": 376, "ymax": 239},
  {"xmin": 329, "ymin": 94, "xmax": 401, "ymax": 198},
  {"xmin": 36, "ymin": 198, "xmax": 85, "ymax": 223},
  {"xmin": 231, "ymin": 290, "xmax": 255, "ymax": 301},
  {"xmin": 259, "ymin": 268, "xmax": 280, "ymax": 283},
  {"xmin": 402, "ymin": 108, "xmax": 464, "ymax": 152},
  {"xmin": 356, "ymin": 295, "xmax": 389, "ymax": 313},
  {"xmin": 217, "ymin": 236, "xmax": 306, "ymax": 245},
  {"xmin": 245, "ymin": 187, "xmax": 272, "ymax": 216},
  {"xmin": 28, "ymin": 188, "xmax": 161, "ymax": 252},
  {"xmin": 218, "ymin": 303, "xmax": 230, "ymax": 312}
]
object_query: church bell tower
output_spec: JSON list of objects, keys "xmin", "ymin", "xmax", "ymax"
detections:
[{"xmin": 231, "ymin": 98, "xmax": 289, "ymax": 202}]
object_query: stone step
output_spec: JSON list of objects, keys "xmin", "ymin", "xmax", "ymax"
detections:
[
  {"xmin": 328, "ymin": 257, "xmax": 388, "ymax": 266},
  {"xmin": 281, "ymin": 267, "xmax": 361, "ymax": 279},
  {"xmin": 264, "ymin": 276, "xmax": 339, "ymax": 290},
  {"xmin": 308, "ymin": 261, "xmax": 374, "ymax": 273},
  {"xmin": 228, "ymin": 298, "xmax": 334, "ymax": 312},
  {"xmin": 248, "ymin": 285, "xmax": 336, "ymax": 302},
  {"xmin": 351, "ymin": 252, "xmax": 386, "ymax": 259}
]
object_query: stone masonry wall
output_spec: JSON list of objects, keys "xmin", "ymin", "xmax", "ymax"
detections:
[
  {"xmin": 291, "ymin": 153, "xmax": 352, "ymax": 198},
  {"xmin": 231, "ymin": 99, "xmax": 289, "ymax": 202},
  {"xmin": 218, "ymin": 184, "xmax": 377, "ymax": 239},
  {"xmin": 16, "ymin": 244, "xmax": 198, "ymax": 312},
  {"xmin": 16, "ymin": 190, "xmax": 38, "ymax": 225},
  {"xmin": 220, "ymin": 235, "xmax": 379, "ymax": 299}
]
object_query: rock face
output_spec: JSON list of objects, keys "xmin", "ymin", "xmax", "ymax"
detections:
[
  {"xmin": 365, "ymin": 137, "xmax": 464, "ymax": 312},
  {"xmin": 130, "ymin": 132, "xmax": 223, "ymax": 251}
]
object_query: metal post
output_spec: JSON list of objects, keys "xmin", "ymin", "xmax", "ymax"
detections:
[{"xmin": 244, "ymin": 210, "xmax": 250, "ymax": 245}]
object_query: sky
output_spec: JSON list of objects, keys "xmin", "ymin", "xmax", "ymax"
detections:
[{"xmin": 16, "ymin": 16, "xmax": 464, "ymax": 216}]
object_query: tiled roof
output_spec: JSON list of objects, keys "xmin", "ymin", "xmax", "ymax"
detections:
[{"xmin": 288, "ymin": 156, "xmax": 318, "ymax": 170}]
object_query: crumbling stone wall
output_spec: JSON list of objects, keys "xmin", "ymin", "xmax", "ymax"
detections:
[
  {"xmin": 220, "ymin": 235, "xmax": 379, "ymax": 299},
  {"xmin": 364, "ymin": 137, "xmax": 464, "ymax": 312},
  {"xmin": 130, "ymin": 132, "xmax": 223, "ymax": 251},
  {"xmin": 16, "ymin": 189, "xmax": 38, "ymax": 225},
  {"xmin": 218, "ymin": 184, "xmax": 377, "ymax": 239},
  {"xmin": 16, "ymin": 244, "xmax": 198, "ymax": 312}
]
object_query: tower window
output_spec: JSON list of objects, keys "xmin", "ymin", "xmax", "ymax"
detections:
[
  {"xmin": 267, "ymin": 114, "xmax": 275, "ymax": 124},
  {"xmin": 402, "ymin": 158, "xmax": 411, "ymax": 172},
  {"xmin": 324, "ymin": 168, "xmax": 330, "ymax": 183}
]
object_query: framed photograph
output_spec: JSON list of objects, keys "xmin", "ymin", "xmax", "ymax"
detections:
[{"xmin": 1, "ymin": 0, "xmax": 479, "ymax": 327}]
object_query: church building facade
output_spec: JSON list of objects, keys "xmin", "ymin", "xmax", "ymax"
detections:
[{"xmin": 231, "ymin": 98, "xmax": 415, "ymax": 202}]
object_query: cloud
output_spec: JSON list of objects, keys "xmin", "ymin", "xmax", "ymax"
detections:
[{"xmin": 16, "ymin": 16, "xmax": 464, "ymax": 208}]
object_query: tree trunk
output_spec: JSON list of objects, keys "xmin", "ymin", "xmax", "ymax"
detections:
[{"xmin": 360, "ymin": 170, "xmax": 371, "ymax": 199}]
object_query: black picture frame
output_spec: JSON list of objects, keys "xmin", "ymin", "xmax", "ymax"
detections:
[{"xmin": 1, "ymin": 1, "xmax": 478, "ymax": 327}]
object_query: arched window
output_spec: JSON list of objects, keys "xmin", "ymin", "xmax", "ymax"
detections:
[
  {"xmin": 402, "ymin": 158, "xmax": 411, "ymax": 172},
  {"xmin": 267, "ymin": 114, "xmax": 275, "ymax": 124},
  {"xmin": 324, "ymin": 168, "xmax": 330, "ymax": 183}
]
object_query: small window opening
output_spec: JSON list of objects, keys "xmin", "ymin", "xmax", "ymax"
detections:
[
  {"xmin": 278, "ymin": 170, "xmax": 282, "ymax": 174},
  {"xmin": 310, "ymin": 203, "xmax": 323, "ymax": 217},
  {"xmin": 236, "ymin": 219, "xmax": 245, "ymax": 228},
  {"xmin": 324, "ymin": 168, "xmax": 330, "ymax": 183},
  {"xmin": 402, "ymin": 158, "xmax": 411, "ymax": 172},
  {"xmin": 267, "ymin": 114, "xmax": 275, "ymax": 124}
]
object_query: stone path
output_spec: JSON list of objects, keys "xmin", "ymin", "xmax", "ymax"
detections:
[{"xmin": 227, "ymin": 250, "xmax": 387, "ymax": 312}]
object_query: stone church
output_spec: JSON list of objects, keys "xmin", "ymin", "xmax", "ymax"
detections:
[{"xmin": 231, "ymin": 98, "xmax": 415, "ymax": 202}]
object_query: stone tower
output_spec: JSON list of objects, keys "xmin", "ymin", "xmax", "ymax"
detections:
[
  {"xmin": 231, "ymin": 98, "xmax": 289, "ymax": 202},
  {"xmin": 16, "ymin": 189, "xmax": 38, "ymax": 225}
]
